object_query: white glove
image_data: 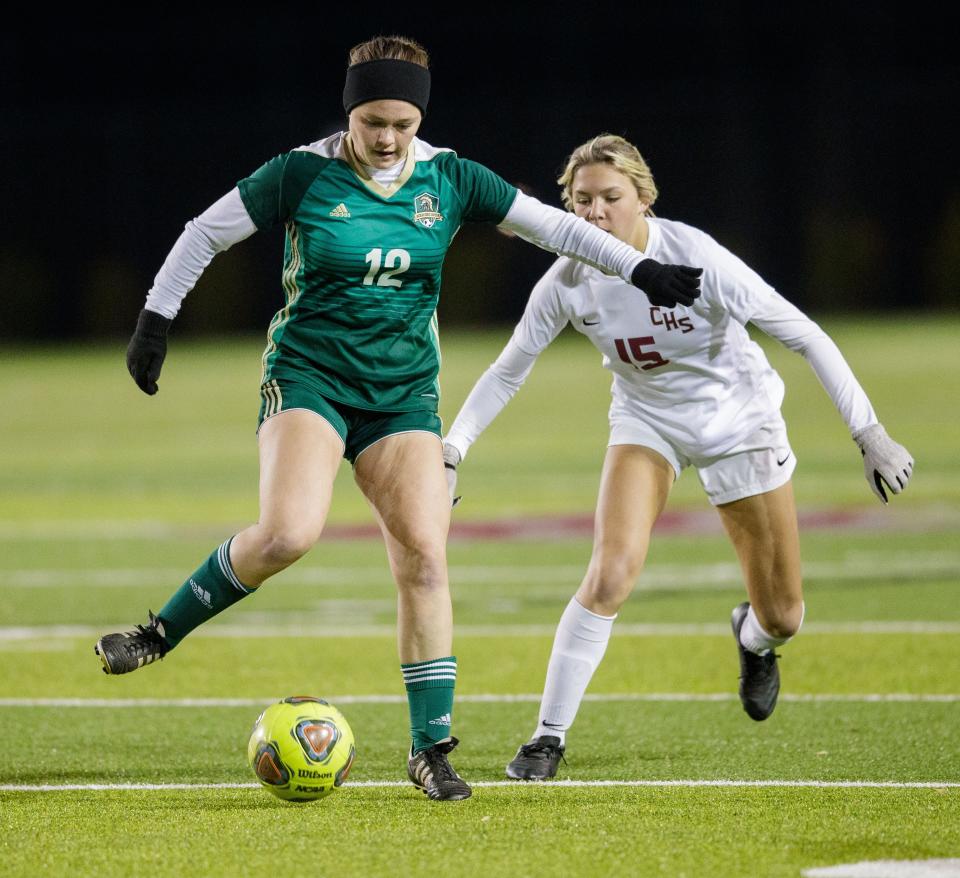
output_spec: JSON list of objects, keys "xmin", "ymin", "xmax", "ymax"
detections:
[
  {"xmin": 442, "ymin": 442, "xmax": 462, "ymax": 508},
  {"xmin": 853, "ymin": 423, "xmax": 913, "ymax": 504}
]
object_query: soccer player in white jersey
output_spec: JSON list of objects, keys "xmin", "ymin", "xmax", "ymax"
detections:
[
  {"xmin": 92, "ymin": 41, "xmax": 702, "ymax": 802},
  {"xmin": 443, "ymin": 134, "xmax": 914, "ymax": 780}
]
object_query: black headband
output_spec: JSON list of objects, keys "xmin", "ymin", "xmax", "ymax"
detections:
[{"xmin": 342, "ymin": 59, "xmax": 431, "ymax": 118}]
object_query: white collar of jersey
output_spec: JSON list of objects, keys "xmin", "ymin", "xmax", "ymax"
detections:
[
  {"xmin": 343, "ymin": 134, "xmax": 416, "ymax": 198},
  {"xmin": 363, "ymin": 155, "xmax": 406, "ymax": 186},
  {"xmin": 295, "ymin": 133, "xmax": 456, "ymax": 198},
  {"xmin": 296, "ymin": 133, "xmax": 453, "ymax": 166},
  {"xmin": 639, "ymin": 216, "xmax": 662, "ymax": 257}
]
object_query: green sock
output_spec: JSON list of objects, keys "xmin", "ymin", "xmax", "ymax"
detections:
[
  {"xmin": 402, "ymin": 656, "xmax": 457, "ymax": 754},
  {"xmin": 157, "ymin": 537, "xmax": 254, "ymax": 648}
]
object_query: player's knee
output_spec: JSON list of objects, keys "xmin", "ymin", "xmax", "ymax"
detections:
[
  {"xmin": 393, "ymin": 537, "xmax": 448, "ymax": 591},
  {"xmin": 580, "ymin": 551, "xmax": 642, "ymax": 611},
  {"xmin": 257, "ymin": 527, "xmax": 318, "ymax": 568}
]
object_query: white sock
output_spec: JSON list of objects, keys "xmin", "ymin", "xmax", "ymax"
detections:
[
  {"xmin": 533, "ymin": 597, "xmax": 616, "ymax": 744},
  {"xmin": 738, "ymin": 602, "xmax": 805, "ymax": 655}
]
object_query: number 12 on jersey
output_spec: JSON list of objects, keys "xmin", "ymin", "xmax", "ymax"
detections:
[
  {"xmin": 614, "ymin": 336, "xmax": 670, "ymax": 371},
  {"xmin": 364, "ymin": 248, "xmax": 411, "ymax": 288}
]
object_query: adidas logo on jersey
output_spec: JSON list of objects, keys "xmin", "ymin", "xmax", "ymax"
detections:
[
  {"xmin": 428, "ymin": 713, "xmax": 452, "ymax": 726},
  {"xmin": 329, "ymin": 203, "xmax": 351, "ymax": 218}
]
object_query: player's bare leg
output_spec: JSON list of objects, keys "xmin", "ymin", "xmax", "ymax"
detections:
[
  {"xmin": 354, "ymin": 432, "xmax": 469, "ymax": 800},
  {"xmin": 354, "ymin": 432, "xmax": 453, "ymax": 663},
  {"xmin": 230, "ymin": 409, "xmax": 343, "ymax": 585},
  {"xmin": 576, "ymin": 444, "xmax": 675, "ymax": 615},
  {"xmin": 96, "ymin": 409, "xmax": 343, "ymax": 674},
  {"xmin": 508, "ymin": 445, "xmax": 673, "ymax": 780},
  {"xmin": 717, "ymin": 480, "xmax": 804, "ymax": 635},
  {"xmin": 718, "ymin": 480, "xmax": 804, "ymax": 720}
]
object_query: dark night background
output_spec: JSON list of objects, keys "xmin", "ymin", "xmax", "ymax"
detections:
[{"xmin": 2, "ymin": 8, "xmax": 958, "ymax": 341}]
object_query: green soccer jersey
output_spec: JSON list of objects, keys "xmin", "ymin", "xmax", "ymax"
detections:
[{"xmin": 236, "ymin": 132, "xmax": 518, "ymax": 412}]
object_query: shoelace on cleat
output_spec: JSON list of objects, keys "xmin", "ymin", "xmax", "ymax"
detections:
[
  {"xmin": 518, "ymin": 741, "xmax": 567, "ymax": 767},
  {"xmin": 423, "ymin": 751, "xmax": 462, "ymax": 785},
  {"xmin": 119, "ymin": 624, "xmax": 167, "ymax": 658}
]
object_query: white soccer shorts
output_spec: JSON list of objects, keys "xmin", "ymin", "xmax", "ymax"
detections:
[{"xmin": 608, "ymin": 411, "xmax": 796, "ymax": 506}]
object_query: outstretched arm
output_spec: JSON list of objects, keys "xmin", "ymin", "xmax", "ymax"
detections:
[
  {"xmin": 442, "ymin": 339, "xmax": 540, "ymax": 507},
  {"xmin": 443, "ymin": 264, "xmax": 569, "ymax": 505},
  {"xmin": 499, "ymin": 192, "xmax": 701, "ymax": 308},
  {"xmin": 145, "ymin": 188, "xmax": 257, "ymax": 319},
  {"xmin": 751, "ymin": 295, "xmax": 913, "ymax": 503},
  {"xmin": 444, "ymin": 339, "xmax": 540, "ymax": 463},
  {"xmin": 127, "ymin": 189, "xmax": 257, "ymax": 395},
  {"xmin": 701, "ymin": 235, "xmax": 913, "ymax": 505}
]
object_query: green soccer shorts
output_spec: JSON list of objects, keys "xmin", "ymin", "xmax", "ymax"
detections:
[{"xmin": 257, "ymin": 378, "xmax": 442, "ymax": 463}]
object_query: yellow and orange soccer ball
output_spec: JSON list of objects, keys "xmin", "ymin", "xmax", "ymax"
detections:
[{"xmin": 248, "ymin": 696, "xmax": 356, "ymax": 802}]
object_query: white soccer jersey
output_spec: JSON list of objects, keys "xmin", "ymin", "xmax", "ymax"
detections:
[{"xmin": 446, "ymin": 217, "xmax": 877, "ymax": 462}]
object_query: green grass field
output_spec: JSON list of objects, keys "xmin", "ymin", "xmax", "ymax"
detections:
[{"xmin": 1, "ymin": 317, "xmax": 958, "ymax": 877}]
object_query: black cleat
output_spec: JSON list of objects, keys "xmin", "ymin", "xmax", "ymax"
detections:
[
  {"xmin": 95, "ymin": 611, "xmax": 170, "ymax": 675},
  {"xmin": 731, "ymin": 602, "xmax": 780, "ymax": 721},
  {"xmin": 506, "ymin": 735, "xmax": 566, "ymax": 780},
  {"xmin": 407, "ymin": 737, "xmax": 472, "ymax": 801}
]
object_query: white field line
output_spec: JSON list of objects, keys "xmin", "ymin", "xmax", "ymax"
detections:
[
  {"xmin": 803, "ymin": 861, "xmax": 960, "ymax": 878},
  {"xmin": 6, "ymin": 552, "xmax": 960, "ymax": 589},
  {"xmin": 1, "ymin": 779, "xmax": 958, "ymax": 792},
  {"xmin": 4, "ymin": 621, "xmax": 960, "ymax": 640},
  {"xmin": 2, "ymin": 693, "xmax": 959, "ymax": 708}
]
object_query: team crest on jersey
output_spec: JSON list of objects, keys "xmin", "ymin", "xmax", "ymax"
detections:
[{"xmin": 413, "ymin": 192, "xmax": 444, "ymax": 228}]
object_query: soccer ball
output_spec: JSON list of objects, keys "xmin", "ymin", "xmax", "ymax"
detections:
[{"xmin": 247, "ymin": 696, "xmax": 356, "ymax": 802}]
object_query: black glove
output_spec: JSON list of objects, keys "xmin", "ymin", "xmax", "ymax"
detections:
[
  {"xmin": 126, "ymin": 308, "xmax": 172, "ymax": 395},
  {"xmin": 631, "ymin": 258, "xmax": 703, "ymax": 308}
]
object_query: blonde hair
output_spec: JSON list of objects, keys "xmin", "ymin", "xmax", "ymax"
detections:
[
  {"xmin": 558, "ymin": 134, "xmax": 658, "ymax": 214},
  {"xmin": 348, "ymin": 35, "xmax": 430, "ymax": 68}
]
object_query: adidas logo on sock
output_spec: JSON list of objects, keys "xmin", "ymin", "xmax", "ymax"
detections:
[
  {"xmin": 190, "ymin": 579, "xmax": 212, "ymax": 608},
  {"xmin": 428, "ymin": 713, "xmax": 452, "ymax": 726},
  {"xmin": 329, "ymin": 202, "xmax": 351, "ymax": 218}
]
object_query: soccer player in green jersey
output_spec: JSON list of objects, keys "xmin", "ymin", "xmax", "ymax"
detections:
[{"xmin": 95, "ymin": 35, "xmax": 702, "ymax": 801}]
